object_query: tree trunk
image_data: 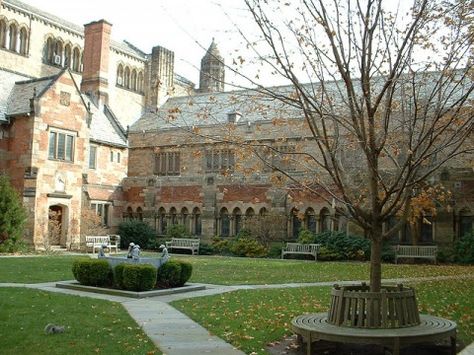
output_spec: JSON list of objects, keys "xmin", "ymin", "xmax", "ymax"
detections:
[{"xmin": 369, "ymin": 225, "xmax": 383, "ymax": 292}]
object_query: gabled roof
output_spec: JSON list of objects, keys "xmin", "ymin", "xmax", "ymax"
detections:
[{"xmin": 6, "ymin": 73, "xmax": 60, "ymax": 117}]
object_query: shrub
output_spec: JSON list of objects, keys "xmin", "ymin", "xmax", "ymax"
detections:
[
  {"xmin": 297, "ymin": 229, "xmax": 314, "ymax": 244},
  {"xmin": 381, "ymin": 244, "xmax": 396, "ymax": 263},
  {"xmin": 454, "ymin": 233, "xmax": 474, "ymax": 264},
  {"xmin": 166, "ymin": 224, "xmax": 188, "ymax": 239},
  {"xmin": 316, "ymin": 246, "xmax": 342, "ymax": 261},
  {"xmin": 114, "ymin": 263, "xmax": 126, "ymax": 288},
  {"xmin": 72, "ymin": 259, "xmax": 112, "ymax": 287},
  {"xmin": 268, "ymin": 243, "xmax": 284, "ymax": 258},
  {"xmin": 230, "ymin": 237, "xmax": 268, "ymax": 257},
  {"xmin": 198, "ymin": 242, "xmax": 214, "ymax": 255},
  {"xmin": 118, "ymin": 220, "xmax": 156, "ymax": 248},
  {"xmin": 178, "ymin": 261, "xmax": 193, "ymax": 286},
  {"xmin": 313, "ymin": 231, "xmax": 371, "ymax": 261},
  {"xmin": 0, "ymin": 175, "xmax": 27, "ymax": 253},
  {"xmin": 122, "ymin": 264, "xmax": 157, "ymax": 291},
  {"xmin": 156, "ymin": 260, "xmax": 182, "ymax": 288},
  {"xmin": 211, "ymin": 236, "xmax": 232, "ymax": 255}
]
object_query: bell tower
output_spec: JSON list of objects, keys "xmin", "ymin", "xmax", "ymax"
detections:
[{"xmin": 199, "ymin": 39, "xmax": 225, "ymax": 93}]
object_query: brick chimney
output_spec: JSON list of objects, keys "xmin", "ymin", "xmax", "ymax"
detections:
[{"xmin": 80, "ymin": 20, "xmax": 112, "ymax": 105}]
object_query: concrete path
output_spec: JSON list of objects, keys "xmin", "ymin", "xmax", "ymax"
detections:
[{"xmin": 2, "ymin": 273, "xmax": 473, "ymax": 355}]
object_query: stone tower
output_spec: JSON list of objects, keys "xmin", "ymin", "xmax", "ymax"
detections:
[{"xmin": 199, "ymin": 39, "xmax": 225, "ymax": 93}]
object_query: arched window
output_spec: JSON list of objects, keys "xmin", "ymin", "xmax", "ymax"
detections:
[
  {"xmin": 44, "ymin": 36, "xmax": 54, "ymax": 64},
  {"xmin": 220, "ymin": 208, "xmax": 230, "ymax": 237},
  {"xmin": 64, "ymin": 43, "xmax": 72, "ymax": 68},
  {"xmin": 233, "ymin": 208, "xmax": 242, "ymax": 236},
  {"xmin": 8, "ymin": 23, "xmax": 17, "ymax": 51},
  {"xmin": 124, "ymin": 66, "xmax": 130, "ymax": 88},
  {"xmin": 126, "ymin": 206, "xmax": 133, "ymax": 220},
  {"xmin": 116, "ymin": 64, "xmax": 124, "ymax": 86},
  {"xmin": 459, "ymin": 209, "xmax": 473, "ymax": 238},
  {"xmin": 259, "ymin": 207, "xmax": 267, "ymax": 216},
  {"xmin": 136, "ymin": 207, "xmax": 143, "ymax": 221},
  {"xmin": 305, "ymin": 208, "xmax": 317, "ymax": 233},
  {"xmin": 170, "ymin": 207, "xmax": 178, "ymax": 225},
  {"xmin": 137, "ymin": 71, "xmax": 144, "ymax": 93},
  {"xmin": 419, "ymin": 215, "xmax": 433, "ymax": 244},
  {"xmin": 72, "ymin": 47, "xmax": 81, "ymax": 71},
  {"xmin": 181, "ymin": 207, "xmax": 189, "ymax": 231},
  {"xmin": 245, "ymin": 207, "xmax": 255, "ymax": 219},
  {"xmin": 292, "ymin": 208, "xmax": 301, "ymax": 238},
  {"xmin": 19, "ymin": 27, "xmax": 28, "ymax": 55},
  {"xmin": 54, "ymin": 39, "xmax": 63, "ymax": 66},
  {"xmin": 0, "ymin": 19, "xmax": 6, "ymax": 48},
  {"xmin": 192, "ymin": 207, "xmax": 202, "ymax": 236},
  {"xmin": 320, "ymin": 208, "xmax": 331, "ymax": 232},
  {"xmin": 131, "ymin": 69, "xmax": 137, "ymax": 91},
  {"xmin": 158, "ymin": 207, "xmax": 167, "ymax": 234}
]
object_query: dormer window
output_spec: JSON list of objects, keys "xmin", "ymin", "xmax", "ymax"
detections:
[{"xmin": 227, "ymin": 111, "xmax": 242, "ymax": 123}]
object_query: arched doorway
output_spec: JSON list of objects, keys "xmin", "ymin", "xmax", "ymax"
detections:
[{"xmin": 48, "ymin": 205, "xmax": 67, "ymax": 247}]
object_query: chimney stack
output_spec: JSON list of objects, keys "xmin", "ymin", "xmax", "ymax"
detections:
[
  {"xmin": 80, "ymin": 20, "xmax": 112, "ymax": 105},
  {"xmin": 146, "ymin": 46, "xmax": 175, "ymax": 109}
]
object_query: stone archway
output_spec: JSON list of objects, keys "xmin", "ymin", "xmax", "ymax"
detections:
[{"xmin": 48, "ymin": 205, "xmax": 67, "ymax": 247}]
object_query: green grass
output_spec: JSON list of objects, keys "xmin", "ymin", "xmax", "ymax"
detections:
[
  {"xmin": 2, "ymin": 254, "xmax": 474, "ymax": 285},
  {"xmin": 0, "ymin": 287, "xmax": 160, "ymax": 355},
  {"xmin": 175, "ymin": 255, "xmax": 474, "ymax": 285},
  {"xmin": 172, "ymin": 278, "xmax": 474, "ymax": 355},
  {"xmin": 0, "ymin": 256, "xmax": 75, "ymax": 283}
]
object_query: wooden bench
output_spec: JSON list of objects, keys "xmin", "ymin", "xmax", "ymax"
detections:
[
  {"xmin": 85, "ymin": 235, "xmax": 120, "ymax": 254},
  {"xmin": 165, "ymin": 238, "xmax": 200, "ymax": 255},
  {"xmin": 395, "ymin": 245, "xmax": 438, "ymax": 264},
  {"xmin": 281, "ymin": 243, "xmax": 321, "ymax": 260}
]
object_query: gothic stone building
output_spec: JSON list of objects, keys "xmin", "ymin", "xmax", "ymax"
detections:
[{"xmin": 0, "ymin": 0, "xmax": 472, "ymax": 250}]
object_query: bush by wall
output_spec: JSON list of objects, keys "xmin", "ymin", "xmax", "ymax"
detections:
[
  {"xmin": 0, "ymin": 175, "xmax": 27, "ymax": 253},
  {"xmin": 297, "ymin": 229, "xmax": 315, "ymax": 244},
  {"xmin": 72, "ymin": 259, "xmax": 112, "ymax": 287},
  {"xmin": 121, "ymin": 264, "xmax": 157, "ymax": 291},
  {"xmin": 166, "ymin": 224, "xmax": 188, "ymax": 239},
  {"xmin": 230, "ymin": 237, "xmax": 268, "ymax": 257},
  {"xmin": 454, "ymin": 232, "xmax": 474, "ymax": 264},
  {"xmin": 118, "ymin": 220, "xmax": 156, "ymax": 248},
  {"xmin": 313, "ymin": 231, "xmax": 371, "ymax": 261}
]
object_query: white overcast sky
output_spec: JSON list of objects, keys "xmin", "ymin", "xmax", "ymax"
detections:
[{"xmin": 24, "ymin": 0, "xmax": 252, "ymax": 86}]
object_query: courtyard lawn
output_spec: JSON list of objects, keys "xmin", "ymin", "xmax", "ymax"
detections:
[
  {"xmin": 0, "ymin": 255, "xmax": 75, "ymax": 283},
  {"xmin": 0, "ymin": 288, "xmax": 160, "ymax": 355},
  {"xmin": 171, "ymin": 278, "xmax": 474, "ymax": 355},
  {"xmin": 2, "ymin": 254, "xmax": 474, "ymax": 284}
]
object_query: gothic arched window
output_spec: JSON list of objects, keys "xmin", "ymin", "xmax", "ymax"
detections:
[
  {"xmin": 192, "ymin": 207, "xmax": 202, "ymax": 236},
  {"xmin": 131, "ymin": 69, "xmax": 137, "ymax": 91},
  {"xmin": 124, "ymin": 66, "xmax": 130, "ymax": 88},
  {"xmin": 8, "ymin": 23, "xmax": 17, "ymax": 51},
  {"xmin": 0, "ymin": 19, "xmax": 6, "ymax": 48},
  {"xmin": 72, "ymin": 47, "xmax": 81, "ymax": 71}
]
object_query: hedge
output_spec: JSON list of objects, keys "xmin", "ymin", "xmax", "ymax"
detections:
[{"xmin": 72, "ymin": 259, "xmax": 112, "ymax": 287}]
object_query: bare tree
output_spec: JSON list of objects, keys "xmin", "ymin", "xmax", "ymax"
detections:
[{"xmin": 235, "ymin": 0, "xmax": 474, "ymax": 291}]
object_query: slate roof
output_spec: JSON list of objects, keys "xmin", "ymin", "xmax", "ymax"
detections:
[
  {"xmin": 84, "ymin": 97, "xmax": 128, "ymax": 147},
  {"xmin": 0, "ymin": 67, "xmax": 127, "ymax": 147},
  {"xmin": 0, "ymin": 69, "xmax": 31, "ymax": 122},
  {"xmin": 7, "ymin": 75, "xmax": 58, "ymax": 117},
  {"xmin": 130, "ymin": 85, "xmax": 302, "ymax": 132}
]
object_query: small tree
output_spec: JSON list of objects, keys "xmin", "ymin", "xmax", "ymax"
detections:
[
  {"xmin": 242, "ymin": 213, "xmax": 287, "ymax": 247},
  {"xmin": 237, "ymin": 0, "xmax": 473, "ymax": 291},
  {"xmin": 0, "ymin": 175, "xmax": 27, "ymax": 252}
]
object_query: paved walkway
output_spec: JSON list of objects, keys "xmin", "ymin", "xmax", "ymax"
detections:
[{"xmin": 2, "ymin": 274, "xmax": 474, "ymax": 355}]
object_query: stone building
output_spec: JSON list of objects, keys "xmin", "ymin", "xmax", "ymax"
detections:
[{"xmin": 0, "ymin": 0, "xmax": 472, "ymax": 250}]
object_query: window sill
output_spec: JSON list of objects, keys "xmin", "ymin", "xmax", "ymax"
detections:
[
  {"xmin": 115, "ymin": 84, "xmax": 144, "ymax": 96},
  {"xmin": 0, "ymin": 47, "xmax": 28, "ymax": 57}
]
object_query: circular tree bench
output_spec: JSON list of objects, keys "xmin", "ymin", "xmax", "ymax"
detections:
[{"xmin": 292, "ymin": 313, "xmax": 457, "ymax": 355}]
